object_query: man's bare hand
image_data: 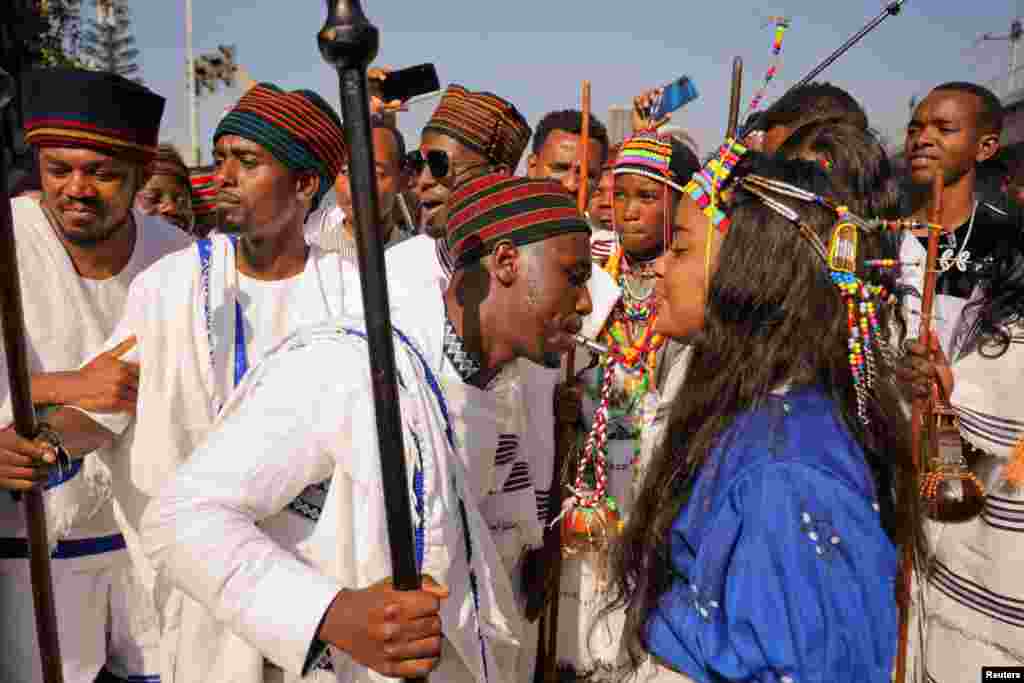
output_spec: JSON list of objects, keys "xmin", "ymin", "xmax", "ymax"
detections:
[
  {"xmin": 632, "ymin": 88, "xmax": 672, "ymax": 132},
  {"xmin": 71, "ymin": 337, "xmax": 139, "ymax": 414},
  {"xmin": 555, "ymin": 381, "xmax": 583, "ymax": 426},
  {"xmin": 895, "ymin": 336, "xmax": 953, "ymax": 400},
  {"xmin": 319, "ymin": 575, "xmax": 449, "ymax": 678},
  {"xmin": 368, "ymin": 66, "xmax": 407, "ymax": 116},
  {"xmin": 0, "ymin": 427, "xmax": 56, "ymax": 491}
]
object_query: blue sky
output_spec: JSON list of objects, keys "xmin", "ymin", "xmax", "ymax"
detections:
[{"xmin": 125, "ymin": 1, "xmax": 1022, "ymax": 164}]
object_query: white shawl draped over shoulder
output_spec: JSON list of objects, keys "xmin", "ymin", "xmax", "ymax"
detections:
[{"xmin": 142, "ymin": 317, "xmax": 522, "ymax": 683}]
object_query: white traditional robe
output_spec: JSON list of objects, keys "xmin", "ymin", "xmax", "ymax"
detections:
[
  {"xmin": 0, "ymin": 198, "xmax": 191, "ymax": 683},
  {"xmin": 915, "ymin": 321, "xmax": 1024, "ymax": 680},
  {"xmin": 141, "ymin": 314, "xmax": 523, "ymax": 683},
  {"xmin": 80, "ymin": 234, "xmax": 357, "ymax": 682}
]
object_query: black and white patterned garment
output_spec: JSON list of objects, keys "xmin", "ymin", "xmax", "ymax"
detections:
[
  {"xmin": 916, "ymin": 323, "xmax": 1024, "ymax": 681},
  {"xmin": 439, "ymin": 319, "xmax": 543, "ymax": 575}
]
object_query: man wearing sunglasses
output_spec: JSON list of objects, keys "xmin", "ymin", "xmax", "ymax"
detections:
[{"xmin": 408, "ymin": 84, "xmax": 532, "ymax": 238}]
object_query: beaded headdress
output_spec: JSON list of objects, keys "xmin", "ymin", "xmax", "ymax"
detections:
[
  {"xmin": 727, "ymin": 173, "xmax": 933, "ymax": 424},
  {"xmin": 682, "ymin": 138, "xmax": 748, "ymax": 235},
  {"xmin": 612, "ymin": 131, "xmax": 700, "ymax": 248}
]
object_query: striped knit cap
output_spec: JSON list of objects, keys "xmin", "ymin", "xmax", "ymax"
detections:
[
  {"xmin": 23, "ymin": 69, "xmax": 164, "ymax": 164},
  {"xmin": 424, "ymin": 85, "xmax": 532, "ymax": 169},
  {"xmin": 613, "ymin": 131, "xmax": 699, "ymax": 194},
  {"xmin": 214, "ymin": 83, "xmax": 346, "ymax": 208},
  {"xmin": 189, "ymin": 164, "xmax": 218, "ymax": 218},
  {"xmin": 446, "ymin": 173, "xmax": 590, "ymax": 269}
]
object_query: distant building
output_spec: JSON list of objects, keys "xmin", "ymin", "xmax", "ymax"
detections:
[
  {"xmin": 607, "ymin": 106, "xmax": 631, "ymax": 146},
  {"xmin": 658, "ymin": 125, "xmax": 700, "ymax": 158}
]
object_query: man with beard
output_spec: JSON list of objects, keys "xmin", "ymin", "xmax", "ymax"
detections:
[
  {"xmin": 137, "ymin": 173, "xmax": 594, "ymax": 682},
  {"xmin": 305, "ymin": 115, "xmax": 413, "ymax": 256},
  {"xmin": 899, "ymin": 82, "xmax": 1017, "ymax": 358},
  {"xmin": 0, "ymin": 82, "xmax": 360, "ymax": 682},
  {"xmin": 0, "ymin": 69, "xmax": 191, "ymax": 683}
]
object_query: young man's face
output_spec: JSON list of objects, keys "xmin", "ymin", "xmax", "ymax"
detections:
[
  {"xmin": 905, "ymin": 90, "xmax": 999, "ymax": 188},
  {"xmin": 334, "ymin": 127, "xmax": 407, "ymax": 238},
  {"xmin": 527, "ymin": 129, "xmax": 603, "ymax": 196},
  {"xmin": 213, "ymin": 134, "xmax": 313, "ymax": 238}
]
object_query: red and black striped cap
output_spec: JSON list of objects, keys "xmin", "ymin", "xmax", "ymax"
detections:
[{"xmin": 446, "ymin": 173, "xmax": 590, "ymax": 269}]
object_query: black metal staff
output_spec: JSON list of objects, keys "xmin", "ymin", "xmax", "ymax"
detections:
[
  {"xmin": 791, "ymin": 0, "xmax": 907, "ymax": 91},
  {"xmin": 317, "ymin": 3, "xmax": 423, "ymax": 681},
  {"xmin": 0, "ymin": 66, "xmax": 65, "ymax": 683}
]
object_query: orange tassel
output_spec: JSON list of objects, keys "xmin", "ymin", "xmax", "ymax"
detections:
[{"xmin": 1004, "ymin": 436, "xmax": 1024, "ymax": 489}]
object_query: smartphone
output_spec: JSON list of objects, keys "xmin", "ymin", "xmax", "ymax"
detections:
[
  {"xmin": 378, "ymin": 63, "xmax": 441, "ymax": 103},
  {"xmin": 650, "ymin": 75, "xmax": 699, "ymax": 120}
]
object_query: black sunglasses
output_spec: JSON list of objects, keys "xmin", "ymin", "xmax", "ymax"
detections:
[{"xmin": 404, "ymin": 149, "xmax": 450, "ymax": 179}]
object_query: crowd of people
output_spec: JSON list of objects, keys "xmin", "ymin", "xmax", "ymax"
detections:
[{"xmin": 0, "ymin": 50, "xmax": 1022, "ymax": 683}]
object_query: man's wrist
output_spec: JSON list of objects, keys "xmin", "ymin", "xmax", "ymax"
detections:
[{"xmin": 317, "ymin": 589, "xmax": 353, "ymax": 653}]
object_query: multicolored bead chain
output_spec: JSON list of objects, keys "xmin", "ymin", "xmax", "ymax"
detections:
[
  {"xmin": 683, "ymin": 139, "xmax": 747, "ymax": 234},
  {"xmin": 742, "ymin": 17, "xmax": 791, "ymax": 120},
  {"xmin": 603, "ymin": 246, "xmax": 665, "ymax": 370},
  {"xmin": 831, "ymin": 271, "xmax": 887, "ymax": 424}
]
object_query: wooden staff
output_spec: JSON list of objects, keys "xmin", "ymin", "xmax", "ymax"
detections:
[
  {"xmin": 318, "ymin": 4, "xmax": 422, "ymax": 683},
  {"xmin": 537, "ymin": 79, "xmax": 592, "ymax": 683},
  {"xmin": 894, "ymin": 171, "xmax": 943, "ymax": 683},
  {"xmin": 0, "ymin": 67, "xmax": 64, "ymax": 683},
  {"xmin": 726, "ymin": 57, "xmax": 743, "ymax": 140}
]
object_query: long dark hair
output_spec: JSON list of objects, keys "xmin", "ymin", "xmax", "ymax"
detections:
[
  {"xmin": 604, "ymin": 154, "xmax": 924, "ymax": 670},
  {"xmin": 777, "ymin": 119, "xmax": 906, "ymax": 339}
]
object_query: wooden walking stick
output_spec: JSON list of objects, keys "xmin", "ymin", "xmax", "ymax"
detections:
[
  {"xmin": 726, "ymin": 57, "xmax": 743, "ymax": 140},
  {"xmin": 894, "ymin": 171, "xmax": 943, "ymax": 683},
  {"xmin": 0, "ymin": 66, "xmax": 64, "ymax": 683},
  {"xmin": 535, "ymin": 79, "xmax": 592, "ymax": 683},
  {"xmin": 318, "ymin": 4, "xmax": 422, "ymax": 682}
]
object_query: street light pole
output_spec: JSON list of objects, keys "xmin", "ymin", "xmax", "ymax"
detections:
[{"xmin": 185, "ymin": 0, "xmax": 199, "ymax": 165}]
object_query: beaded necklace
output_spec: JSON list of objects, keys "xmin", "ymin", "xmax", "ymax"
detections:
[
  {"xmin": 601, "ymin": 246, "xmax": 665, "ymax": 373},
  {"xmin": 561, "ymin": 245, "xmax": 666, "ymax": 549}
]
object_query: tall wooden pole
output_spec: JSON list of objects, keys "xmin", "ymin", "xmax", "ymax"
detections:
[
  {"xmin": 318, "ymin": 4, "xmax": 422, "ymax": 682},
  {"xmin": 726, "ymin": 57, "xmax": 743, "ymax": 140},
  {"xmin": 894, "ymin": 171, "xmax": 943, "ymax": 683},
  {"xmin": 538, "ymin": 79, "xmax": 592, "ymax": 683},
  {"xmin": 0, "ymin": 66, "xmax": 64, "ymax": 683}
]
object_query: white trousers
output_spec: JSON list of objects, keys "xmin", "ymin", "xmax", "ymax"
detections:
[{"xmin": 0, "ymin": 543, "xmax": 161, "ymax": 683}]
